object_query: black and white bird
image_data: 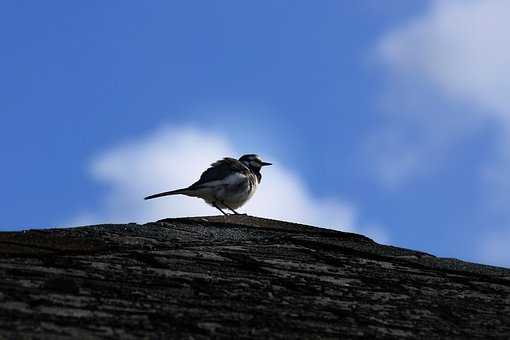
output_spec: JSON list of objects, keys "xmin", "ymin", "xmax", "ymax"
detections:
[{"xmin": 144, "ymin": 154, "xmax": 272, "ymax": 215}]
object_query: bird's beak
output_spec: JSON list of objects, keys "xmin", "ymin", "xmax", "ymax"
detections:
[{"xmin": 261, "ymin": 162, "xmax": 272, "ymax": 166}]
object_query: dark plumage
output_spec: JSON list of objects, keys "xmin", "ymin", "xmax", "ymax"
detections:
[{"xmin": 190, "ymin": 158, "xmax": 251, "ymax": 189}]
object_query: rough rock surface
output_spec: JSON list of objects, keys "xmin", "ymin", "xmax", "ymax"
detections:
[{"xmin": 0, "ymin": 215, "xmax": 509, "ymax": 339}]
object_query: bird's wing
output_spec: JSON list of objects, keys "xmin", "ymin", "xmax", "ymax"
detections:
[{"xmin": 189, "ymin": 158, "xmax": 249, "ymax": 188}]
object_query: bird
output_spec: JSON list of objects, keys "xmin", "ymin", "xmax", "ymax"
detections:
[{"xmin": 144, "ymin": 154, "xmax": 272, "ymax": 215}]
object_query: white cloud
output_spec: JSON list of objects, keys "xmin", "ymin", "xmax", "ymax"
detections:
[
  {"xmin": 70, "ymin": 126, "xmax": 386, "ymax": 242},
  {"xmin": 380, "ymin": 0, "xmax": 510, "ymax": 118},
  {"xmin": 373, "ymin": 0, "xmax": 510, "ymax": 265},
  {"xmin": 374, "ymin": 0, "xmax": 510, "ymax": 183}
]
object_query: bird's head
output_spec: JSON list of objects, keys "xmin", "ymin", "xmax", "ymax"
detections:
[{"xmin": 239, "ymin": 154, "xmax": 272, "ymax": 171}]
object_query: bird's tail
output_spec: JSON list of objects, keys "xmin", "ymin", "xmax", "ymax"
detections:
[{"xmin": 144, "ymin": 188, "xmax": 191, "ymax": 200}]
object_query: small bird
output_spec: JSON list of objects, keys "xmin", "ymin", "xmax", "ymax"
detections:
[{"xmin": 144, "ymin": 154, "xmax": 272, "ymax": 215}]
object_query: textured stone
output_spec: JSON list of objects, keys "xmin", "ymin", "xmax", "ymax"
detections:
[{"xmin": 0, "ymin": 215, "xmax": 509, "ymax": 339}]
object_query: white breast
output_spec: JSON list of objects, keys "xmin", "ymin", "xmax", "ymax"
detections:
[{"xmin": 214, "ymin": 173, "xmax": 257, "ymax": 209}]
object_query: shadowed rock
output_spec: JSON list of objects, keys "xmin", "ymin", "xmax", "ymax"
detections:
[{"xmin": 0, "ymin": 215, "xmax": 509, "ymax": 339}]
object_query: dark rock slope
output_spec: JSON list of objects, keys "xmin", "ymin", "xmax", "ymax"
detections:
[{"xmin": 0, "ymin": 215, "xmax": 509, "ymax": 339}]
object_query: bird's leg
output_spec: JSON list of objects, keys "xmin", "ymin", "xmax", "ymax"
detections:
[
  {"xmin": 212, "ymin": 202, "xmax": 228, "ymax": 216},
  {"xmin": 221, "ymin": 201, "xmax": 243, "ymax": 215}
]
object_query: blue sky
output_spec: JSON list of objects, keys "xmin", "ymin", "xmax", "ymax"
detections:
[{"xmin": 2, "ymin": 1, "xmax": 509, "ymax": 267}]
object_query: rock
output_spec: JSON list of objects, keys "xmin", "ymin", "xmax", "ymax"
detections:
[{"xmin": 0, "ymin": 215, "xmax": 509, "ymax": 339}]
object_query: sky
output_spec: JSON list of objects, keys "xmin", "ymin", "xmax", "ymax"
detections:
[{"xmin": 2, "ymin": 1, "xmax": 509, "ymax": 267}]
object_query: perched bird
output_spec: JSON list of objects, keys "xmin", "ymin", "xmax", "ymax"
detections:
[{"xmin": 144, "ymin": 154, "xmax": 272, "ymax": 215}]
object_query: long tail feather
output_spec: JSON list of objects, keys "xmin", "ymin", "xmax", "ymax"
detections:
[{"xmin": 144, "ymin": 188, "xmax": 190, "ymax": 200}]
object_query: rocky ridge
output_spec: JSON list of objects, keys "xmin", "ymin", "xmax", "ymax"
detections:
[{"xmin": 0, "ymin": 215, "xmax": 509, "ymax": 339}]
